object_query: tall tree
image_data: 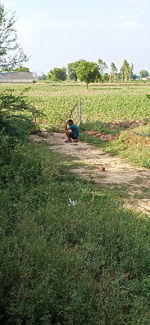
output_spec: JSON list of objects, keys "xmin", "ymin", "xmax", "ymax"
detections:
[
  {"xmin": 0, "ymin": 3, "xmax": 27, "ymax": 70},
  {"xmin": 129, "ymin": 63, "xmax": 134, "ymax": 80},
  {"xmin": 48, "ymin": 67, "xmax": 67, "ymax": 81},
  {"xmin": 120, "ymin": 60, "xmax": 133, "ymax": 81},
  {"xmin": 139, "ymin": 70, "xmax": 149, "ymax": 78},
  {"xmin": 76, "ymin": 61, "xmax": 100, "ymax": 89},
  {"xmin": 110, "ymin": 62, "xmax": 117, "ymax": 82},
  {"xmin": 67, "ymin": 60, "xmax": 86, "ymax": 81},
  {"xmin": 97, "ymin": 58, "xmax": 107, "ymax": 76}
]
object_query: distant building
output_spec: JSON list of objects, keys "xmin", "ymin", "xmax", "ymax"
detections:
[
  {"xmin": 0, "ymin": 71, "xmax": 34, "ymax": 83},
  {"xmin": 141, "ymin": 77, "xmax": 150, "ymax": 81},
  {"xmin": 133, "ymin": 75, "xmax": 141, "ymax": 80}
]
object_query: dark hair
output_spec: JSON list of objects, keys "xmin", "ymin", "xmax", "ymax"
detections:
[{"xmin": 67, "ymin": 119, "xmax": 73, "ymax": 123}]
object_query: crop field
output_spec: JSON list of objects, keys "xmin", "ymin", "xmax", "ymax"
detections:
[
  {"xmin": 1, "ymin": 81, "xmax": 150, "ymax": 128},
  {"xmin": 1, "ymin": 81, "xmax": 149, "ymax": 167}
]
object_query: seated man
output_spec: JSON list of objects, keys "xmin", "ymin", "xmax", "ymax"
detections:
[{"xmin": 65, "ymin": 119, "xmax": 80, "ymax": 143}]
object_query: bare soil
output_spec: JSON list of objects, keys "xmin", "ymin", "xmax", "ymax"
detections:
[{"xmin": 30, "ymin": 132, "xmax": 150, "ymax": 215}]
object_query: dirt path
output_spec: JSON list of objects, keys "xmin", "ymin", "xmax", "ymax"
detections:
[{"xmin": 30, "ymin": 132, "xmax": 150, "ymax": 215}]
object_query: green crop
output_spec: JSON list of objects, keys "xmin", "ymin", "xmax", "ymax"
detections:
[{"xmin": 1, "ymin": 82, "xmax": 150, "ymax": 128}]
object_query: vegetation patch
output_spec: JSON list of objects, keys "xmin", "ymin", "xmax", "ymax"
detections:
[
  {"xmin": 1, "ymin": 83, "xmax": 149, "ymax": 168},
  {"xmin": 0, "ymin": 86, "xmax": 150, "ymax": 324},
  {"xmin": 1, "ymin": 132, "xmax": 150, "ymax": 324}
]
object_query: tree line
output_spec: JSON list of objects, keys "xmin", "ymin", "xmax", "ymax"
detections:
[{"xmin": 45, "ymin": 60, "xmax": 149, "ymax": 88}]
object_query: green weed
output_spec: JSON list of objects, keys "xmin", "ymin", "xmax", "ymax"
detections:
[{"xmin": 0, "ymin": 132, "xmax": 150, "ymax": 324}]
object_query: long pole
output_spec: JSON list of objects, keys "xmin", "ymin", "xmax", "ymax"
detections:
[{"xmin": 78, "ymin": 100, "xmax": 83, "ymax": 125}]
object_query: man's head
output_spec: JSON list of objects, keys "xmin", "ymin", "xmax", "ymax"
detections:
[{"xmin": 67, "ymin": 119, "xmax": 73, "ymax": 126}]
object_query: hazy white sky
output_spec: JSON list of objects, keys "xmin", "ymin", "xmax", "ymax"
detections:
[{"xmin": 2, "ymin": 0, "xmax": 150, "ymax": 75}]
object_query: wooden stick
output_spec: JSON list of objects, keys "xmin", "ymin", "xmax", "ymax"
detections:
[{"xmin": 57, "ymin": 102, "xmax": 78, "ymax": 127}]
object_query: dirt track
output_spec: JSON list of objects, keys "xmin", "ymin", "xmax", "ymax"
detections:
[{"xmin": 30, "ymin": 132, "xmax": 150, "ymax": 215}]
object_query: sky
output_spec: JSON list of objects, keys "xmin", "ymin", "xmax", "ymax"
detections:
[{"xmin": 2, "ymin": 0, "xmax": 150, "ymax": 75}]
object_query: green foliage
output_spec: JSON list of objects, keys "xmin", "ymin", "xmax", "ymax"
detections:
[
  {"xmin": 14, "ymin": 66, "xmax": 30, "ymax": 72},
  {"xmin": 0, "ymin": 131, "xmax": 150, "ymax": 324},
  {"xmin": 0, "ymin": 88, "xmax": 41, "ymax": 136},
  {"xmin": 105, "ymin": 130, "xmax": 150, "ymax": 168},
  {"xmin": 97, "ymin": 58, "xmax": 107, "ymax": 75},
  {"xmin": 76, "ymin": 61, "xmax": 100, "ymax": 88},
  {"xmin": 1, "ymin": 82, "xmax": 150, "ymax": 167},
  {"xmin": 0, "ymin": 3, "xmax": 27, "ymax": 70},
  {"xmin": 0, "ymin": 83, "xmax": 150, "ymax": 323},
  {"xmin": 127, "ymin": 132, "xmax": 150, "ymax": 167},
  {"xmin": 48, "ymin": 67, "xmax": 67, "ymax": 81},
  {"xmin": 2, "ymin": 83, "xmax": 150, "ymax": 126},
  {"xmin": 139, "ymin": 70, "xmax": 149, "ymax": 78},
  {"xmin": 102, "ymin": 72, "xmax": 109, "ymax": 82},
  {"xmin": 67, "ymin": 60, "xmax": 86, "ymax": 81},
  {"xmin": 0, "ymin": 88, "xmax": 31, "ymax": 112},
  {"xmin": 110, "ymin": 62, "xmax": 118, "ymax": 82},
  {"xmin": 120, "ymin": 60, "xmax": 134, "ymax": 81}
]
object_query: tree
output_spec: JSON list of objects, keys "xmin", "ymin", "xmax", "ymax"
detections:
[
  {"xmin": 48, "ymin": 67, "xmax": 67, "ymax": 81},
  {"xmin": 14, "ymin": 66, "xmax": 30, "ymax": 72},
  {"xmin": 76, "ymin": 61, "xmax": 100, "ymax": 89},
  {"xmin": 120, "ymin": 60, "xmax": 133, "ymax": 81},
  {"xmin": 130, "ymin": 63, "xmax": 134, "ymax": 80},
  {"xmin": 103, "ymin": 73, "xmax": 109, "ymax": 82},
  {"xmin": 0, "ymin": 3, "xmax": 27, "ymax": 70},
  {"xmin": 97, "ymin": 58, "xmax": 107, "ymax": 76},
  {"xmin": 110, "ymin": 62, "xmax": 117, "ymax": 82},
  {"xmin": 139, "ymin": 70, "xmax": 149, "ymax": 78},
  {"xmin": 67, "ymin": 60, "xmax": 86, "ymax": 81},
  {"xmin": 38, "ymin": 72, "xmax": 47, "ymax": 80}
]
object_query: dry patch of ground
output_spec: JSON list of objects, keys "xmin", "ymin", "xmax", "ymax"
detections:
[{"xmin": 30, "ymin": 132, "xmax": 150, "ymax": 215}]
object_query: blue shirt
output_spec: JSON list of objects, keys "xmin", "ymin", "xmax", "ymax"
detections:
[{"xmin": 69, "ymin": 124, "xmax": 79, "ymax": 138}]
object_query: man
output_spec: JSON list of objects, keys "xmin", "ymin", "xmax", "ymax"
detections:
[{"xmin": 64, "ymin": 119, "xmax": 80, "ymax": 143}]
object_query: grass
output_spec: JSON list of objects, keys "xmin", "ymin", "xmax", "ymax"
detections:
[
  {"xmin": 0, "ymin": 82, "xmax": 150, "ymax": 323},
  {"xmin": 0, "ymin": 81, "xmax": 150, "ymax": 168},
  {"xmin": 0, "ymin": 128, "xmax": 150, "ymax": 324},
  {"xmin": 81, "ymin": 125, "xmax": 150, "ymax": 168}
]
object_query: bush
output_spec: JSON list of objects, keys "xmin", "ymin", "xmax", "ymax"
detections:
[{"xmin": 0, "ymin": 88, "xmax": 41, "ymax": 136}]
